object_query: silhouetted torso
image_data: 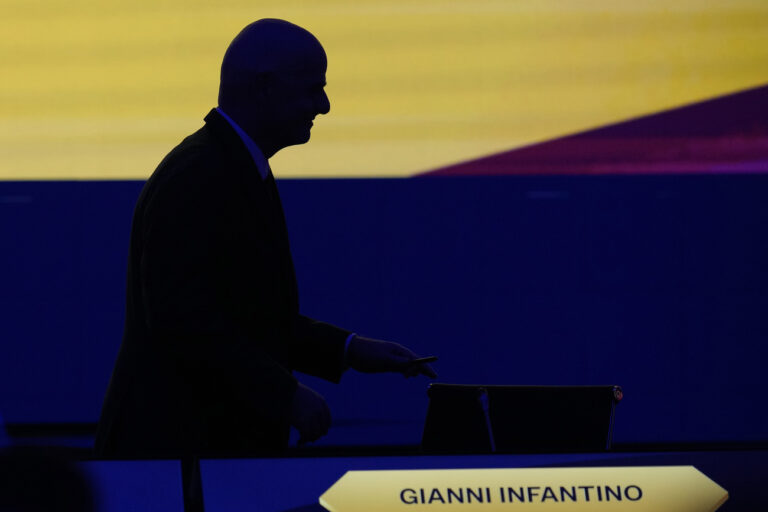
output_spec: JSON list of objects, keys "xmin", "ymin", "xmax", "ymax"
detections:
[{"xmin": 95, "ymin": 109, "xmax": 349, "ymax": 457}]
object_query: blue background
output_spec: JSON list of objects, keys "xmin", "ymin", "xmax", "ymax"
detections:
[{"xmin": 1, "ymin": 175, "xmax": 766, "ymax": 445}]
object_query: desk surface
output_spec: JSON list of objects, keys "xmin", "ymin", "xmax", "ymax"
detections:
[
  {"xmin": 200, "ymin": 449, "xmax": 767, "ymax": 512},
  {"xmin": 79, "ymin": 459, "xmax": 184, "ymax": 512}
]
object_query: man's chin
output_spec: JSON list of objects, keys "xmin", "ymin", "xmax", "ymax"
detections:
[
  {"xmin": 275, "ymin": 129, "xmax": 313, "ymax": 152},
  {"xmin": 291, "ymin": 130, "xmax": 312, "ymax": 145}
]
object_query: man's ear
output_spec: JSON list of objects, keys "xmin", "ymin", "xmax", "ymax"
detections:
[{"xmin": 251, "ymin": 71, "xmax": 279, "ymax": 98}]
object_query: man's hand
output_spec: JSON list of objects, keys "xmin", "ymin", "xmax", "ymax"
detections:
[
  {"xmin": 346, "ymin": 336, "xmax": 438, "ymax": 378},
  {"xmin": 289, "ymin": 382, "xmax": 331, "ymax": 445}
]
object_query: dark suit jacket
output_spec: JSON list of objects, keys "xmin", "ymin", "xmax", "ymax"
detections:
[{"xmin": 95, "ymin": 109, "xmax": 350, "ymax": 457}]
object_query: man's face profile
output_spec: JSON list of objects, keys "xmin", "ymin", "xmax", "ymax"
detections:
[
  {"xmin": 265, "ymin": 50, "xmax": 330, "ymax": 148},
  {"xmin": 219, "ymin": 19, "xmax": 332, "ymax": 158}
]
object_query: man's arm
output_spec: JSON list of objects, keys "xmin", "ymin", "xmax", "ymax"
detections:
[{"xmin": 288, "ymin": 315, "xmax": 349, "ymax": 382}]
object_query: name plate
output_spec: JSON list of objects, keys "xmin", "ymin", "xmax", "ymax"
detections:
[{"xmin": 320, "ymin": 466, "xmax": 727, "ymax": 511}]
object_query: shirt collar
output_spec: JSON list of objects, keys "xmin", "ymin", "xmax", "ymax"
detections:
[{"xmin": 215, "ymin": 106, "xmax": 270, "ymax": 180}]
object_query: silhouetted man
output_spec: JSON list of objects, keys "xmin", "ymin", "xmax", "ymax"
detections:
[{"xmin": 95, "ymin": 19, "xmax": 435, "ymax": 457}]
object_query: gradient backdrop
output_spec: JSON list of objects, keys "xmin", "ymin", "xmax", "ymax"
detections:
[{"xmin": 1, "ymin": 1, "xmax": 767, "ymax": 448}]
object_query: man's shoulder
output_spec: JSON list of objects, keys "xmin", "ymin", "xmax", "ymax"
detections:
[
  {"xmin": 154, "ymin": 126, "xmax": 224, "ymax": 180},
  {"xmin": 148, "ymin": 109, "xmax": 252, "ymax": 187},
  {"xmin": 151, "ymin": 124, "xmax": 242, "ymax": 189},
  {"xmin": 137, "ymin": 124, "xmax": 241, "ymax": 214}
]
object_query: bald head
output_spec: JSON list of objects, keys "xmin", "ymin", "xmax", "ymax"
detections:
[
  {"xmin": 219, "ymin": 19, "xmax": 325, "ymax": 105},
  {"xmin": 217, "ymin": 19, "xmax": 330, "ymax": 158}
]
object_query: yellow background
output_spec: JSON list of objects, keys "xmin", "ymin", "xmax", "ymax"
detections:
[{"xmin": 1, "ymin": 0, "xmax": 767, "ymax": 179}]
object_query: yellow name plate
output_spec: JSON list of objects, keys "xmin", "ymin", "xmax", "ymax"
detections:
[{"xmin": 319, "ymin": 466, "xmax": 727, "ymax": 512}]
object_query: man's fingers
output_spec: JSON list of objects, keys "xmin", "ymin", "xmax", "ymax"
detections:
[
  {"xmin": 348, "ymin": 336, "xmax": 438, "ymax": 377},
  {"xmin": 408, "ymin": 356, "xmax": 438, "ymax": 365},
  {"xmin": 321, "ymin": 405, "xmax": 331, "ymax": 436},
  {"xmin": 402, "ymin": 362, "xmax": 437, "ymax": 379},
  {"xmin": 398, "ymin": 358, "xmax": 437, "ymax": 378},
  {"xmin": 402, "ymin": 366, "xmax": 419, "ymax": 378},
  {"xmin": 400, "ymin": 355, "xmax": 438, "ymax": 378},
  {"xmin": 420, "ymin": 363, "xmax": 438, "ymax": 379},
  {"xmin": 300, "ymin": 429, "xmax": 319, "ymax": 444},
  {"xmin": 291, "ymin": 383, "xmax": 332, "ymax": 446},
  {"xmin": 307, "ymin": 410, "xmax": 331, "ymax": 442},
  {"xmin": 303, "ymin": 404, "xmax": 331, "ymax": 443}
]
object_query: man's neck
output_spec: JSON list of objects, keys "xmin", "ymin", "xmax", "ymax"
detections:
[
  {"xmin": 215, "ymin": 106, "xmax": 271, "ymax": 179},
  {"xmin": 217, "ymin": 105, "xmax": 280, "ymax": 159}
]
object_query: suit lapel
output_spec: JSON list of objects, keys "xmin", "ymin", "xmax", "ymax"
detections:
[
  {"xmin": 242, "ymin": 165, "xmax": 283, "ymax": 241},
  {"xmin": 203, "ymin": 109, "xmax": 282, "ymax": 241},
  {"xmin": 264, "ymin": 171, "xmax": 300, "ymax": 303},
  {"xmin": 203, "ymin": 108, "xmax": 299, "ymax": 306}
]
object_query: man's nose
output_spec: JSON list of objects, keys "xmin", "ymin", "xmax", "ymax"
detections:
[{"xmin": 317, "ymin": 90, "xmax": 330, "ymax": 115}]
